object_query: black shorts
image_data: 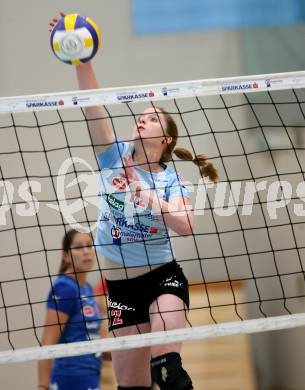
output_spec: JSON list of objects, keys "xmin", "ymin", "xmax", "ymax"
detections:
[{"xmin": 106, "ymin": 260, "xmax": 189, "ymax": 331}]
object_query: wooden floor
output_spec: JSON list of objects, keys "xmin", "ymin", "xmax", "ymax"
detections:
[
  {"xmin": 101, "ymin": 360, "xmax": 116, "ymax": 390},
  {"xmin": 101, "ymin": 283, "xmax": 257, "ymax": 389}
]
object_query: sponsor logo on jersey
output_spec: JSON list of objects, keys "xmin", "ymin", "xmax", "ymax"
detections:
[
  {"xmin": 111, "ymin": 226, "xmax": 122, "ymax": 245},
  {"xmin": 85, "ymin": 321, "xmax": 99, "ymax": 330},
  {"xmin": 128, "ymin": 193, "xmax": 146, "ymax": 208},
  {"xmin": 112, "ymin": 177, "xmax": 127, "ymax": 190},
  {"xmin": 110, "ymin": 178, "xmax": 147, "ymax": 208},
  {"xmin": 114, "ymin": 217, "xmax": 157, "ymax": 233},
  {"xmin": 106, "ymin": 194, "xmax": 125, "ymax": 211},
  {"xmin": 149, "ymin": 226, "xmax": 158, "ymax": 233},
  {"xmin": 83, "ymin": 305, "xmax": 95, "ymax": 317},
  {"xmin": 111, "ymin": 226, "xmax": 122, "ymax": 238},
  {"xmin": 102, "ymin": 210, "xmax": 117, "ymax": 224}
]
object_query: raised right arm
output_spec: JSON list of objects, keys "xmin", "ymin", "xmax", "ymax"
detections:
[
  {"xmin": 76, "ymin": 62, "xmax": 115, "ymax": 155},
  {"xmin": 50, "ymin": 13, "xmax": 115, "ymax": 156}
]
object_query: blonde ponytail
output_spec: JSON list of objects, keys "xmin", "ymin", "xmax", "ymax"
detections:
[{"xmin": 174, "ymin": 147, "xmax": 219, "ymax": 182}]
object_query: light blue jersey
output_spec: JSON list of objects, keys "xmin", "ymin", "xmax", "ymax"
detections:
[{"xmin": 95, "ymin": 142, "xmax": 188, "ymax": 267}]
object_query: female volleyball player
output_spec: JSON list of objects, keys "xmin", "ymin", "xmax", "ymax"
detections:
[
  {"xmin": 76, "ymin": 67, "xmax": 218, "ymax": 390},
  {"xmin": 38, "ymin": 230, "xmax": 103, "ymax": 390},
  {"xmin": 49, "ymin": 14, "xmax": 218, "ymax": 389}
]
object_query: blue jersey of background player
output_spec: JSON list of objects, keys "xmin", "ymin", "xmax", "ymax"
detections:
[{"xmin": 38, "ymin": 230, "xmax": 103, "ymax": 390}]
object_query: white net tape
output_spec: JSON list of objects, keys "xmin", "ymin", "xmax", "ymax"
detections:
[{"xmin": 1, "ymin": 313, "xmax": 305, "ymax": 364}]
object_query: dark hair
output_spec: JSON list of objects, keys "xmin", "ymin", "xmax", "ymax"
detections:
[
  {"xmin": 58, "ymin": 229, "xmax": 79, "ymax": 273},
  {"xmin": 158, "ymin": 107, "xmax": 219, "ymax": 182}
]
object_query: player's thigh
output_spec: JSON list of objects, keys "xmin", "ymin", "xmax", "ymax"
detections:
[
  {"xmin": 149, "ymin": 294, "xmax": 188, "ymax": 356},
  {"xmin": 149, "ymin": 294, "xmax": 188, "ymax": 331}
]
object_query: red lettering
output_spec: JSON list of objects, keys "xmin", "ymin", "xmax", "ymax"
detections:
[{"xmin": 111, "ymin": 309, "xmax": 123, "ymax": 326}]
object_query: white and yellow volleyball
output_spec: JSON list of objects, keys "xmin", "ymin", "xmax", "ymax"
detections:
[{"xmin": 50, "ymin": 14, "xmax": 101, "ymax": 65}]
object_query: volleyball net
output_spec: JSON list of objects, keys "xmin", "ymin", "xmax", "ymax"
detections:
[{"xmin": 1, "ymin": 71, "xmax": 305, "ymax": 364}]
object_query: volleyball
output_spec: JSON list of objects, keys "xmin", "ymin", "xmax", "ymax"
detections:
[{"xmin": 50, "ymin": 14, "xmax": 101, "ymax": 65}]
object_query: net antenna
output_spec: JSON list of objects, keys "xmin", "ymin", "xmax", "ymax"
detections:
[{"xmin": 1, "ymin": 70, "xmax": 305, "ymax": 363}]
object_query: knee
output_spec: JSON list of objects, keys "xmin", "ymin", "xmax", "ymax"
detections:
[{"xmin": 151, "ymin": 352, "xmax": 193, "ymax": 390}]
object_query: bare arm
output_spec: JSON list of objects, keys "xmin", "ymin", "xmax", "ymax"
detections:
[
  {"xmin": 76, "ymin": 62, "xmax": 115, "ymax": 155},
  {"xmin": 50, "ymin": 13, "xmax": 114, "ymax": 156},
  {"xmin": 161, "ymin": 196, "xmax": 194, "ymax": 236},
  {"xmin": 38, "ymin": 309, "xmax": 69, "ymax": 388},
  {"xmin": 145, "ymin": 194, "xmax": 194, "ymax": 236},
  {"xmin": 121, "ymin": 157, "xmax": 194, "ymax": 235}
]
